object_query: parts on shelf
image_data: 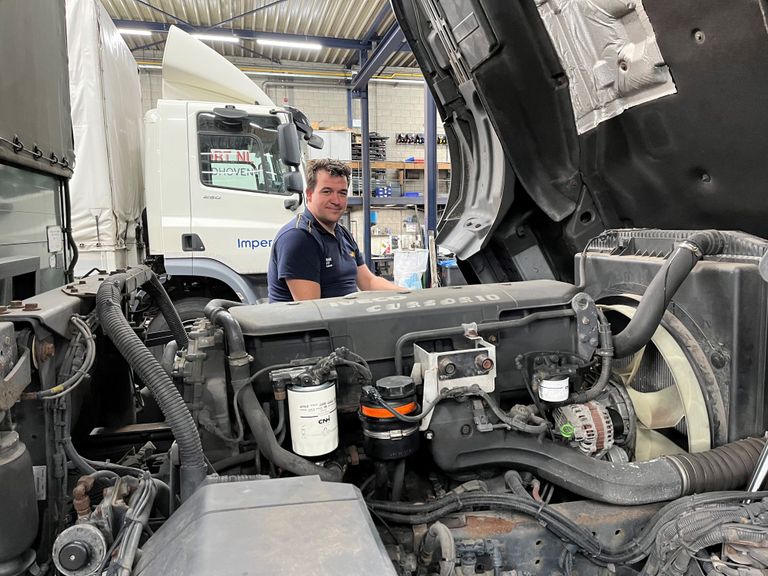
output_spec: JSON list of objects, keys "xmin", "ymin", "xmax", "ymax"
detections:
[
  {"xmin": 352, "ymin": 132, "xmax": 388, "ymax": 161},
  {"xmin": 396, "ymin": 133, "xmax": 447, "ymax": 145}
]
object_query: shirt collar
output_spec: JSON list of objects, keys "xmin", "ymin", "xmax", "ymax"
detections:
[{"xmin": 303, "ymin": 209, "xmax": 340, "ymax": 238}]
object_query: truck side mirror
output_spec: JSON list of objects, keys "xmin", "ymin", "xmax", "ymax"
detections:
[
  {"xmin": 307, "ymin": 134, "xmax": 324, "ymax": 150},
  {"xmin": 278, "ymin": 124, "xmax": 301, "ymax": 168},
  {"xmin": 283, "ymin": 171, "xmax": 303, "ymax": 194}
]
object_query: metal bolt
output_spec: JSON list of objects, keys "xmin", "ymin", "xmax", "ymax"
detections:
[
  {"xmin": 78, "ymin": 280, "xmax": 86, "ymax": 285},
  {"xmin": 619, "ymin": 60, "xmax": 628, "ymax": 71},
  {"xmin": 578, "ymin": 334, "xmax": 589, "ymax": 343},
  {"xmin": 70, "ymin": 287, "xmax": 79, "ymax": 293},
  {"xmin": 0, "ymin": 306, "xmax": 8, "ymax": 315},
  {"xmin": 9, "ymin": 301, "xmax": 23, "ymax": 309},
  {"xmin": 460, "ymin": 424, "xmax": 471, "ymax": 436},
  {"xmin": 710, "ymin": 351, "xmax": 727, "ymax": 369},
  {"xmin": 425, "ymin": 430, "xmax": 434, "ymax": 440},
  {"xmin": 589, "ymin": 337, "xmax": 599, "ymax": 347},
  {"xmin": 24, "ymin": 303, "xmax": 39, "ymax": 311},
  {"xmin": 488, "ymin": 335, "xmax": 497, "ymax": 343},
  {"xmin": 475, "ymin": 354, "xmax": 494, "ymax": 372},
  {"xmin": 700, "ymin": 172, "xmax": 712, "ymax": 183},
  {"xmin": 439, "ymin": 358, "xmax": 457, "ymax": 377},
  {"xmin": 581, "ymin": 316, "xmax": 591, "ymax": 325},
  {"xmin": 693, "ymin": 29, "xmax": 706, "ymax": 44}
]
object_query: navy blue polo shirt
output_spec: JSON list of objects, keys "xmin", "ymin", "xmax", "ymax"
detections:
[{"xmin": 267, "ymin": 210, "xmax": 364, "ymax": 302}]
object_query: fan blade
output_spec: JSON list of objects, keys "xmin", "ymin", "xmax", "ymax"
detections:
[
  {"xmin": 614, "ymin": 346, "xmax": 646, "ymax": 386},
  {"xmin": 635, "ymin": 428, "xmax": 686, "ymax": 460},
  {"xmin": 626, "ymin": 386, "xmax": 685, "ymax": 429}
]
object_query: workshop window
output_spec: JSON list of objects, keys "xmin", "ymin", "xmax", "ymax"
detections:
[{"xmin": 197, "ymin": 112, "xmax": 286, "ymax": 194}]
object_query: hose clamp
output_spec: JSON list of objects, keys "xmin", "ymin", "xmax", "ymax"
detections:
[
  {"xmin": 679, "ymin": 240, "xmax": 702, "ymax": 258},
  {"xmin": 362, "ymin": 426, "xmax": 419, "ymax": 441},
  {"xmin": 663, "ymin": 454, "xmax": 690, "ymax": 495}
]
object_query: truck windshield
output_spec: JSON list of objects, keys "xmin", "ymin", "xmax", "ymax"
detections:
[{"xmin": 197, "ymin": 112, "xmax": 286, "ymax": 195}]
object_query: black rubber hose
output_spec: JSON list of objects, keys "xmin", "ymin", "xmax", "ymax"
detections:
[
  {"xmin": 612, "ymin": 230, "xmax": 725, "ymax": 358},
  {"xmin": 203, "ymin": 302, "xmax": 343, "ymax": 482},
  {"xmin": 204, "ymin": 300, "xmax": 249, "ymax": 386},
  {"xmin": 239, "ymin": 387, "xmax": 342, "ymax": 482},
  {"xmin": 566, "ymin": 309, "xmax": 613, "ymax": 404},
  {"xmin": 665, "ymin": 436, "xmax": 766, "ymax": 495},
  {"xmin": 431, "ymin": 425, "xmax": 766, "ymax": 505},
  {"xmin": 391, "ymin": 459, "xmax": 406, "ymax": 502},
  {"xmin": 419, "ymin": 522, "xmax": 456, "ymax": 576},
  {"xmin": 504, "ymin": 470, "xmax": 532, "ymax": 500},
  {"xmin": 97, "ymin": 272, "xmax": 206, "ymax": 500},
  {"xmin": 145, "ymin": 274, "xmax": 188, "ymax": 349},
  {"xmin": 63, "ymin": 179, "xmax": 78, "ymax": 283},
  {"xmin": 160, "ymin": 340, "xmax": 178, "ymax": 376},
  {"xmin": 212, "ymin": 450, "xmax": 258, "ymax": 473},
  {"xmin": 370, "ymin": 490, "xmax": 768, "ymax": 566}
]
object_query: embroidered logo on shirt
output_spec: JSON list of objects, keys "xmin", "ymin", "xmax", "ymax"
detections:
[
  {"xmin": 325, "ymin": 257, "xmax": 333, "ymax": 268},
  {"xmin": 349, "ymin": 251, "xmax": 356, "ymax": 258}
]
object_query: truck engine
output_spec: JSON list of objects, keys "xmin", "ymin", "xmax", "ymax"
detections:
[{"xmin": 3, "ymin": 228, "xmax": 768, "ymax": 576}]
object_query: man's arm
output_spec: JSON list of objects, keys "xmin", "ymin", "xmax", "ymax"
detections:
[
  {"xmin": 356, "ymin": 265, "xmax": 403, "ymax": 292},
  {"xmin": 285, "ymin": 278, "xmax": 321, "ymax": 301},
  {"xmin": 274, "ymin": 229, "xmax": 323, "ymax": 301}
]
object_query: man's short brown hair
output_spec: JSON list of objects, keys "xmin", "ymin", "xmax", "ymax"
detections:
[{"xmin": 306, "ymin": 158, "xmax": 351, "ymax": 190}]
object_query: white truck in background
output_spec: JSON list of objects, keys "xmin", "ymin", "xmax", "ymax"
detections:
[{"xmin": 66, "ymin": 1, "xmax": 319, "ymax": 310}]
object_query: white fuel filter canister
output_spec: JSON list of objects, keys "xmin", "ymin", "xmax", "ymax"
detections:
[
  {"xmin": 539, "ymin": 375, "xmax": 570, "ymax": 403},
  {"xmin": 287, "ymin": 380, "xmax": 338, "ymax": 457}
]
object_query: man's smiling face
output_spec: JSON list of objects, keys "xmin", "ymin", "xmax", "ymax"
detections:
[{"xmin": 305, "ymin": 169, "xmax": 349, "ymax": 231}]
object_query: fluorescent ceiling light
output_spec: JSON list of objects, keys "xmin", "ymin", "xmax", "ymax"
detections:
[
  {"xmin": 118, "ymin": 28, "xmax": 153, "ymax": 36},
  {"xmin": 256, "ymin": 38, "xmax": 322, "ymax": 51},
  {"xmin": 193, "ymin": 33, "xmax": 240, "ymax": 44}
]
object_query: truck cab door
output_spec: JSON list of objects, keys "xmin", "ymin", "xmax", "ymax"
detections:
[{"xmin": 187, "ymin": 103, "xmax": 302, "ymax": 277}]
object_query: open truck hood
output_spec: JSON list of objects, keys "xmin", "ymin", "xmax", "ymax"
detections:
[{"xmin": 391, "ymin": 0, "xmax": 768, "ymax": 283}]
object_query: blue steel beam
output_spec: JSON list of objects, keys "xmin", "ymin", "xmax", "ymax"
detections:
[
  {"xmin": 348, "ymin": 4, "xmax": 397, "ymax": 65},
  {"xmin": 361, "ymin": 3, "xmax": 392, "ymax": 44},
  {"xmin": 360, "ymin": 89, "xmax": 372, "ymax": 268},
  {"xmin": 350, "ymin": 23, "xmax": 407, "ymax": 95},
  {"xmin": 133, "ymin": 0, "xmax": 192, "ymax": 26},
  {"xmin": 112, "ymin": 19, "xmax": 371, "ymax": 51},
  {"xmin": 424, "ymin": 86, "xmax": 438, "ymax": 275},
  {"xmin": 206, "ymin": 0, "xmax": 286, "ymax": 30}
]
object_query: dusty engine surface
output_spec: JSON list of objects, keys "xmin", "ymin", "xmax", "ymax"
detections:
[{"xmin": 3, "ymin": 229, "xmax": 768, "ymax": 576}]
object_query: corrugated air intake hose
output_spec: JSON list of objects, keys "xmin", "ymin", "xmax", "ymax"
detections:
[{"xmin": 96, "ymin": 268, "xmax": 206, "ymax": 500}]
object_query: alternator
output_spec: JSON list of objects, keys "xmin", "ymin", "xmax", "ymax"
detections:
[{"xmin": 553, "ymin": 401, "xmax": 615, "ymax": 455}]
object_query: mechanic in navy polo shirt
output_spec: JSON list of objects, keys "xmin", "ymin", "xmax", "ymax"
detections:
[{"xmin": 267, "ymin": 158, "xmax": 402, "ymax": 303}]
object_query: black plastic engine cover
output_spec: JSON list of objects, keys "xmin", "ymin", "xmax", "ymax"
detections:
[{"xmin": 230, "ymin": 281, "xmax": 578, "ymax": 411}]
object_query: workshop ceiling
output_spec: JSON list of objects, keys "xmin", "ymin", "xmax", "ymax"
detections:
[{"xmin": 101, "ymin": 0, "xmax": 419, "ymax": 68}]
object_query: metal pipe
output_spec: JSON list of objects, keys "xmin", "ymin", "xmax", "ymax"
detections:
[
  {"xmin": 360, "ymin": 88, "xmax": 372, "ymax": 267},
  {"xmin": 744, "ymin": 432, "xmax": 768, "ymax": 493},
  {"xmin": 424, "ymin": 86, "xmax": 438, "ymax": 258}
]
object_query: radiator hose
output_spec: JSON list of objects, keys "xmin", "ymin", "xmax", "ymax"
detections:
[
  {"xmin": 204, "ymin": 301, "xmax": 343, "ymax": 482},
  {"xmin": 240, "ymin": 387, "xmax": 342, "ymax": 481},
  {"xmin": 97, "ymin": 268, "xmax": 207, "ymax": 500},
  {"xmin": 431, "ymin": 422, "xmax": 766, "ymax": 505},
  {"xmin": 612, "ymin": 230, "xmax": 725, "ymax": 358},
  {"xmin": 145, "ymin": 274, "xmax": 188, "ymax": 349}
]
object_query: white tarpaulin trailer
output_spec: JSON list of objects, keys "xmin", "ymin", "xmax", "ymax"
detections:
[{"xmin": 66, "ymin": 0, "xmax": 144, "ymax": 275}]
